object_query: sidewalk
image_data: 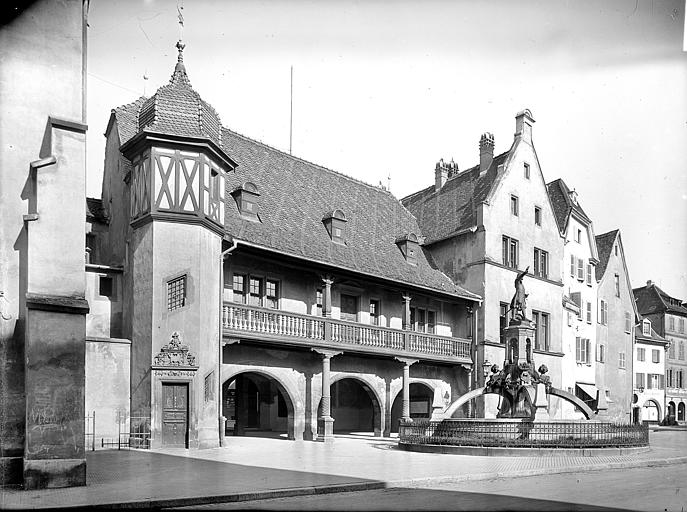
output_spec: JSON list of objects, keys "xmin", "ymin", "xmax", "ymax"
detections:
[{"xmin": 1, "ymin": 430, "xmax": 686, "ymax": 509}]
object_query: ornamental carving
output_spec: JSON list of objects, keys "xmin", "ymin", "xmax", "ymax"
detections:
[
  {"xmin": 154, "ymin": 370, "xmax": 197, "ymax": 378},
  {"xmin": 153, "ymin": 332, "xmax": 197, "ymax": 368}
]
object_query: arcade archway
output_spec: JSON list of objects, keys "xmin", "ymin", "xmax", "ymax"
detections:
[
  {"xmin": 324, "ymin": 377, "xmax": 382, "ymax": 435},
  {"xmin": 389, "ymin": 382, "xmax": 434, "ymax": 433},
  {"xmin": 679, "ymin": 402, "xmax": 685, "ymax": 422},
  {"xmin": 222, "ymin": 372, "xmax": 295, "ymax": 439},
  {"xmin": 642, "ymin": 399, "xmax": 661, "ymax": 423}
]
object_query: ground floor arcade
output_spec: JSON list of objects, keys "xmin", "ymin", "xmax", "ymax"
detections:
[{"xmin": 220, "ymin": 342, "xmax": 471, "ymax": 441}]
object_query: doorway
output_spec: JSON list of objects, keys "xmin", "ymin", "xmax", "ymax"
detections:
[{"xmin": 162, "ymin": 383, "xmax": 189, "ymax": 447}]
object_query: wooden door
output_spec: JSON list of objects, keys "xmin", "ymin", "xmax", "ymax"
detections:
[{"xmin": 162, "ymin": 383, "xmax": 188, "ymax": 447}]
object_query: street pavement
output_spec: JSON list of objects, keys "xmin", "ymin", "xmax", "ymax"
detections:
[{"xmin": 1, "ymin": 429, "xmax": 686, "ymax": 509}]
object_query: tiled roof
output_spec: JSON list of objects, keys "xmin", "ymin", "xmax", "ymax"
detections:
[
  {"xmin": 112, "ymin": 97, "xmax": 147, "ymax": 146},
  {"xmin": 634, "ymin": 283, "xmax": 687, "ymax": 317},
  {"xmin": 220, "ymin": 128, "xmax": 479, "ymax": 300},
  {"xmin": 546, "ymin": 178, "xmax": 591, "ymax": 234},
  {"xmin": 635, "ymin": 315, "xmax": 668, "ymax": 344},
  {"xmin": 86, "ymin": 197, "xmax": 107, "ymax": 224},
  {"xmin": 400, "ymin": 152, "xmax": 509, "ymax": 245},
  {"xmin": 594, "ymin": 229, "xmax": 619, "ymax": 281}
]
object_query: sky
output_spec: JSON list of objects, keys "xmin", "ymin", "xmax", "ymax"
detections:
[{"xmin": 86, "ymin": 0, "xmax": 687, "ymax": 300}]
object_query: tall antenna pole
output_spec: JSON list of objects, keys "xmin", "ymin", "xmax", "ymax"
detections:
[{"xmin": 289, "ymin": 65, "xmax": 293, "ymax": 155}]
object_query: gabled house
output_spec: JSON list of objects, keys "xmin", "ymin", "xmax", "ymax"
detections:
[
  {"xmin": 90, "ymin": 41, "xmax": 481, "ymax": 447},
  {"xmin": 595, "ymin": 230, "xmax": 637, "ymax": 422},
  {"xmin": 547, "ymin": 179, "xmax": 602, "ymax": 418},
  {"xmin": 633, "ymin": 281, "xmax": 687, "ymax": 423},
  {"xmin": 403, "ymin": 110, "xmax": 566, "ymax": 418},
  {"xmin": 633, "ymin": 316, "xmax": 668, "ymax": 423}
]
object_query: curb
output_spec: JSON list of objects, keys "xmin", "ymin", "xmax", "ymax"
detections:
[
  {"xmin": 391, "ymin": 456, "xmax": 687, "ymax": 487},
  {"xmin": 8, "ymin": 480, "xmax": 387, "ymax": 510}
]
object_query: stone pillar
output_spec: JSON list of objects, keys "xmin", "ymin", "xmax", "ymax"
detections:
[
  {"xmin": 395, "ymin": 358, "xmax": 418, "ymax": 422},
  {"xmin": 313, "ymin": 348, "xmax": 341, "ymax": 442},
  {"xmin": 401, "ymin": 293, "xmax": 412, "ymax": 330},
  {"xmin": 322, "ymin": 276, "xmax": 333, "ymax": 318}
]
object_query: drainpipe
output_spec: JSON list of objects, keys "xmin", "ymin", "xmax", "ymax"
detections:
[{"xmin": 218, "ymin": 237, "xmax": 239, "ymax": 447}]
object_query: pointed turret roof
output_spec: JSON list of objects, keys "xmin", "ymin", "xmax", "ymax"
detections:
[{"xmin": 136, "ymin": 40, "xmax": 223, "ymax": 146}]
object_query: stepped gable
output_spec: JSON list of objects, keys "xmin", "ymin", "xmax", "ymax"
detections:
[
  {"xmin": 401, "ymin": 152, "xmax": 509, "ymax": 245},
  {"xmin": 221, "ymin": 128, "xmax": 479, "ymax": 300}
]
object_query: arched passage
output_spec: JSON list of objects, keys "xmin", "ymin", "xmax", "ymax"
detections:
[
  {"xmin": 678, "ymin": 402, "xmax": 685, "ymax": 422},
  {"xmin": 642, "ymin": 399, "xmax": 661, "ymax": 423},
  {"xmin": 389, "ymin": 382, "xmax": 434, "ymax": 433},
  {"xmin": 222, "ymin": 371, "xmax": 296, "ymax": 439},
  {"xmin": 668, "ymin": 401, "xmax": 676, "ymax": 419},
  {"xmin": 322, "ymin": 377, "xmax": 383, "ymax": 436}
]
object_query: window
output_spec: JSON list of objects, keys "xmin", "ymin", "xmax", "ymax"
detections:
[
  {"xmin": 231, "ymin": 182, "xmax": 260, "ymax": 220},
  {"xmin": 614, "ymin": 244, "xmax": 618, "ymax": 256},
  {"xmin": 369, "ymin": 299, "xmax": 380, "ymax": 326},
  {"xmin": 625, "ymin": 311, "xmax": 631, "ymax": 333},
  {"xmin": 323, "ymin": 209, "xmax": 347, "ymax": 244},
  {"xmin": 637, "ymin": 347, "xmax": 645, "ymax": 362},
  {"xmin": 500, "ymin": 302, "xmax": 510, "ymax": 344},
  {"xmin": 570, "ymin": 255, "xmax": 575, "ymax": 277},
  {"xmin": 614, "ymin": 274, "xmax": 620, "ymax": 297},
  {"xmin": 586, "ymin": 302, "xmax": 592, "ymax": 323},
  {"xmin": 576, "ymin": 337, "xmax": 591, "ymax": 364},
  {"xmin": 599, "ymin": 300, "xmax": 608, "ymax": 325},
  {"xmin": 647, "ymin": 374, "xmax": 662, "ymax": 390},
  {"xmin": 532, "ymin": 310, "xmax": 549, "ymax": 351},
  {"xmin": 167, "ymin": 275, "xmax": 186, "ymax": 311},
  {"xmin": 524, "ymin": 162, "xmax": 530, "ymax": 179},
  {"xmin": 570, "ymin": 291, "xmax": 582, "ymax": 320},
  {"xmin": 99, "ymin": 276, "xmax": 114, "ymax": 298},
  {"xmin": 510, "ymin": 195, "xmax": 519, "ymax": 216},
  {"xmin": 652, "ymin": 349, "xmax": 660, "ymax": 363},
  {"xmin": 669, "ymin": 316, "xmax": 675, "ymax": 332},
  {"xmin": 340, "ymin": 294, "xmax": 358, "ymax": 322},
  {"xmin": 410, "ymin": 307, "xmax": 436, "ymax": 334},
  {"xmin": 679, "ymin": 341, "xmax": 685, "ymax": 361},
  {"xmin": 575, "ymin": 228, "xmax": 582, "ymax": 243},
  {"xmin": 232, "ymin": 274, "xmax": 246, "ymax": 304},
  {"xmin": 533, "ymin": 248, "xmax": 548, "ymax": 278},
  {"xmin": 677, "ymin": 370, "xmax": 684, "ymax": 389},
  {"xmin": 642, "ymin": 319, "xmax": 651, "ymax": 336},
  {"xmin": 502, "ymin": 236, "xmax": 519, "ymax": 269},
  {"xmin": 266, "ymin": 279, "xmax": 279, "ymax": 309},
  {"xmin": 577, "ymin": 258, "xmax": 584, "ymax": 281},
  {"xmin": 534, "ymin": 206, "xmax": 541, "ymax": 226},
  {"xmin": 619, "ymin": 351, "xmax": 626, "ymax": 369},
  {"xmin": 249, "ymin": 277, "xmax": 263, "ymax": 307},
  {"xmin": 680, "ymin": 318, "xmax": 685, "ymax": 334},
  {"xmin": 314, "ymin": 289, "xmax": 324, "ymax": 317},
  {"xmin": 636, "ymin": 372, "xmax": 645, "ymax": 389},
  {"xmin": 586, "ymin": 263, "xmax": 592, "ymax": 286},
  {"xmin": 669, "ymin": 341, "xmax": 675, "ymax": 359},
  {"xmin": 667, "ymin": 368, "xmax": 674, "ymax": 387},
  {"xmin": 596, "ymin": 343, "xmax": 605, "ymax": 363}
]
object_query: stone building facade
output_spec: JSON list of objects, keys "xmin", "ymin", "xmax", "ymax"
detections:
[
  {"xmin": 634, "ymin": 282, "xmax": 687, "ymax": 423},
  {"xmin": 633, "ymin": 317, "xmax": 668, "ymax": 423},
  {"xmin": 0, "ymin": 0, "xmax": 89, "ymax": 488},
  {"xmin": 89, "ymin": 42, "xmax": 481, "ymax": 448}
]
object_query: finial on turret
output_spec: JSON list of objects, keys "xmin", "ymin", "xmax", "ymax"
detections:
[{"xmin": 175, "ymin": 40, "xmax": 186, "ymax": 73}]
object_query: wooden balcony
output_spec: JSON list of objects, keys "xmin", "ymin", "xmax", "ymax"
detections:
[{"xmin": 222, "ymin": 303, "xmax": 472, "ymax": 364}]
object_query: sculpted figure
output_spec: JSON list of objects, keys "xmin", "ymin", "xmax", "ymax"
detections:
[{"xmin": 509, "ymin": 266, "xmax": 530, "ymax": 320}]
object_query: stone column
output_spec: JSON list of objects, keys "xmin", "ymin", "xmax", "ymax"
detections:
[
  {"xmin": 395, "ymin": 357, "xmax": 418, "ymax": 423},
  {"xmin": 401, "ymin": 293, "xmax": 412, "ymax": 330},
  {"xmin": 322, "ymin": 276, "xmax": 334, "ymax": 318},
  {"xmin": 313, "ymin": 348, "xmax": 341, "ymax": 442}
]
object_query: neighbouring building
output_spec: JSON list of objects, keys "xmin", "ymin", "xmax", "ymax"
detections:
[
  {"xmin": 89, "ymin": 41, "xmax": 481, "ymax": 448},
  {"xmin": 547, "ymin": 179, "xmax": 604, "ymax": 419},
  {"xmin": 402, "ymin": 110, "xmax": 567, "ymax": 418},
  {"xmin": 634, "ymin": 281, "xmax": 687, "ymax": 423},
  {"xmin": 595, "ymin": 230, "xmax": 637, "ymax": 423},
  {"xmin": 0, "ymin": 0, "xmax": 89, "ymax": 488},
  {"xmin": 633, "ymin": 316, "xmax": 668, "ymax": 424}
]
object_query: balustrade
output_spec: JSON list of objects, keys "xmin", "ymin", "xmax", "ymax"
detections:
[{"xmin": 222, "ymin": 303, "xmax": 471, "ymax": 361}]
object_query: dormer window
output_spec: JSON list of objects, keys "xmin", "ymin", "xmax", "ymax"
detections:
[
  {"xmin": 231, "ymin": 182, "xmax": 260, "ymax": 221},
  {"xmin": 323, "ymin": 209, "xmax": 347, "ymax": 244},
  {"xmin": 396, "ymin": 233, "xmax": 419, "ymax": 265},
  {"xmin": 642, "ymin": 319, "xmax": 651, "ymax": 337}
]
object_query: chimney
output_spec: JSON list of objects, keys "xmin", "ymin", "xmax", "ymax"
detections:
[
  {"xmin": 514, "ymin": 109, "xmax": 535, "ymax": 143},
  {"xmin": 646, "ymin": 280, "xmax": 653, "ymax": 286},
  {"xmin": 479, "ymin": 133, "xmax": 494, "ymax": 174},
  {"xmin": 435, "ymin": 159, "xmax": 448, "ymax": 192}
]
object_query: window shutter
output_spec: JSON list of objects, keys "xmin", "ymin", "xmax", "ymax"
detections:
[
  {"xmin": 570, "ymin": 255, "xmax": 575, "ymax": 276},
  {"xmin": 659, "ymin": 374, "xmax": 665, "ymax": 389},
  {"xmin": 586, "ymin": 339, "xmax": 591, "ymax": 363},
  {"xmin": 586, "ymin": 263, "xmax": 592, "ymax": 285},
  {"xmin": 647, "ymin": 374, "xmax": 652, "ymax": 389},
  {"xmin": 576, "ymin": 337, "xmax": 581, "ymax": 362}
]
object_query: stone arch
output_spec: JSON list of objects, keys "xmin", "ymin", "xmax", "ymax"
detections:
[
  {"xmin": 389, "ymin": 380, "xmax": 435, "ymax": 433},
  {"xmin": 324, "ymin": 373, "xmax": 384, "ymax": 436},
  {"xmin": 642, "ymin": 398, "xmax": 661, "ymax": 422},
  {"xmin": 222, "ymin": 368, "xmax": 303, "ymax": 440},
  {"xmin": 678, "ymin": 402, "xmax": 686, "ymax": 422}
]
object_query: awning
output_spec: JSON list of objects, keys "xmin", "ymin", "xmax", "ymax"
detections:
[{"xmin": 576, "ymin": 383, "xmax": 599, "ymax": 400}]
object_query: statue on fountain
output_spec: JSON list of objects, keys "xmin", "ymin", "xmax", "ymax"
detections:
[{"xmin": 509, "ymin": 266, "xmax": 530, "ymax": 323}]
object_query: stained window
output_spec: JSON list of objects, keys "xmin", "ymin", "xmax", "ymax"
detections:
[{"xmin": 167, "ymin": 275, "xmax": 186, "ymax": 311}]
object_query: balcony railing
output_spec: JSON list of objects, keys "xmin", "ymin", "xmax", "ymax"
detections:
[{"xmin": 222, "ymin": 303, "xmax": 471, "ymax": 362}]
